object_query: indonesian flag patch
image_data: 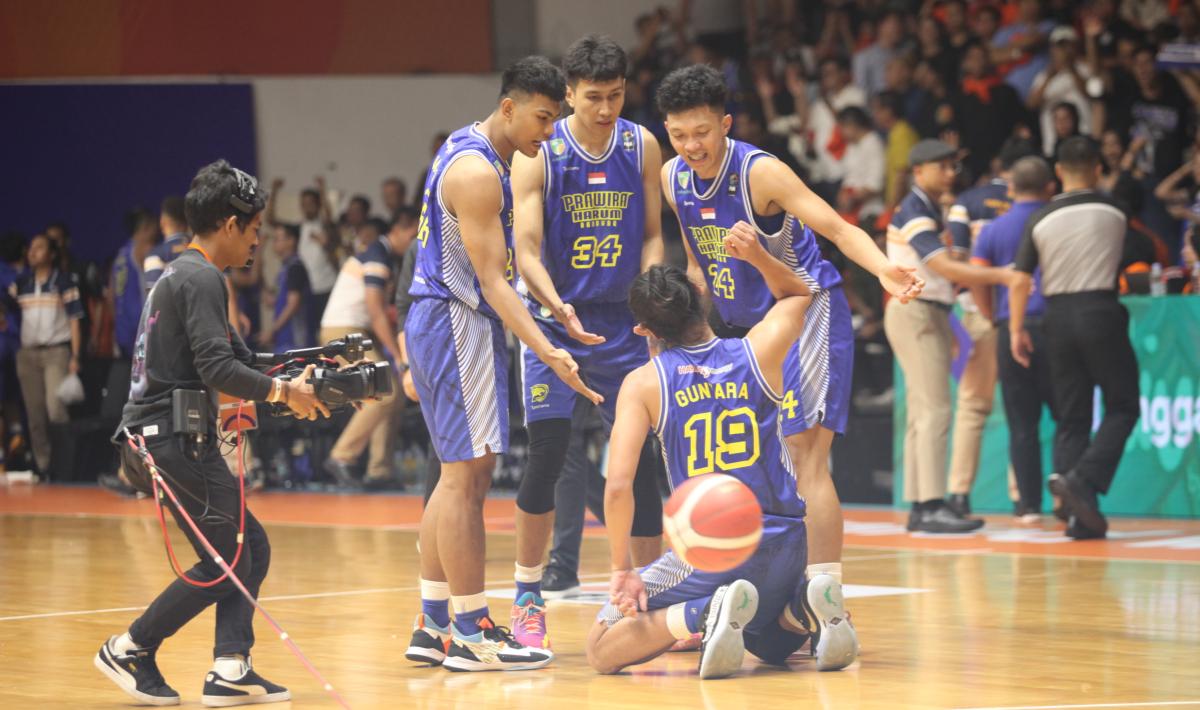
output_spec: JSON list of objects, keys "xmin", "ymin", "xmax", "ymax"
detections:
[
  {"xmin": 700, "ymin": 207, "xmax": 716, "ymax": 220},
  {"xmin": 588, "ymin": 172, "xmax": 606, "ymax": 185}
]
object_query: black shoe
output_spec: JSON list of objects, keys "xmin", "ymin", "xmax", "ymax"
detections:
[
  {"xmin": 94, "ymin": 636, "xmax": 180, "ymax": 706},
  {"xmin": 363, "ymin": 474, "xmax": 401, "ymax": 491},
  {"xmin": 946, "ymin": 493, "xmax": 971, "ymax": 517},
  {"xmin": 201, "ymin": 657, "xmax": 290, "ymax": 707},
  {"xmin": 1048, "ymin": 472, "xmax": 1107, "ymax": 537},
  {"xmin": 905, "ymin": 506, "xmax": 921, "ymax": 531},
  {"xmin": 1066, "ymin": 516, "xmax": 1106, "ymax": 540},
  {"xmin": 1013, "ymin": 500, "xmax": 1042, "ymax": 524},
  {"xmin": 540, "ymin": 566, "xmax": 581, "ymax": 600},
  {"xmin": 99, "ymin": 473, "xmax": 139, "ymax": 498},
  {"xmin": 323, "ymin": 458, "xmax": 361, "ymax": 489},
  {"xmin": 910, "ymin": 504, "xmax": 985, "ymax": 534}
]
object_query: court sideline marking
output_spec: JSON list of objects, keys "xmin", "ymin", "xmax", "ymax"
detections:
[{"xmin": 954, "ymin": 701, "xmax": 1200, "ymax": 709}]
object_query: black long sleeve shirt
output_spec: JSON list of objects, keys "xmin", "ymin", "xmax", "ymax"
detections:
[{"xmin": 121, "ymin": 248, "xmax": 274, "ymax": 429}]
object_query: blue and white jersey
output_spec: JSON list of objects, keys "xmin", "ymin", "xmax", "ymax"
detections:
[
  {"xmin": 410, "ymin": 123, "xmax": 515, "ymax": 320},
  {"xmin": 540, "ymin": 117, "xmax": 645, "ymax": 304},
  {"xmin": 144, "ymin": 232, "xmax": 189, "ymax": 291},
  {"xmin": 652, "ymin": 337, "xmax": 806, "ymax": 539},
  {"xmin": 948, "ymin": 178, "xmax": 1011, "ymax": 253},
  {"xmin": 112, "ymin": 239, "xmax": 146, "ymax": 357},
  {"xmin": 670, "ymin": 139, "xmax": 842, "ymax": 329}
]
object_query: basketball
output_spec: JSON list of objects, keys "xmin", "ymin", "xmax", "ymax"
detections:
[{"xmin": 662, "ymin": 473, "xmax": 763, "ymax": 572}]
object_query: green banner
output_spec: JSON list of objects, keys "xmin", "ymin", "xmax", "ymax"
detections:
[{"xmin": 892, "ymin": 296, "xmax": 1200, "ymax": 518}]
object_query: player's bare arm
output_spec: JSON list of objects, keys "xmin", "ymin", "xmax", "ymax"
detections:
[
  {"xmin": 443, "ymin": 154, "xmax": 602, "ymax": 405},
  {"xmin": 605, "ymin": 363, "xmax": 658, "ymax": 616},
  {"xmin": 747, "ymin": 156, "xmax": 925, "ymax": 303},
  {"xmin": 639, "ymin": 126, "xmax": 665, "ymax": 272}
]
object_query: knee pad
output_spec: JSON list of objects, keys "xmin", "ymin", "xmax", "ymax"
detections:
[
  {"xmin": 630, "ymin": 438, "xmax": 664, "ymax": 537},
  {"xmin": 744, "ymin": 621, "xmax": 808, "ymax": 666},
  {"xmin": 517, "ymin": 418, "xmax": 573, "ymax": 515}
]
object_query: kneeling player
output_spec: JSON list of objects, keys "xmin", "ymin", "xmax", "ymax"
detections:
[{"xmin": 586, "ymin": 225, "xmax": 858, "ymax": 679}]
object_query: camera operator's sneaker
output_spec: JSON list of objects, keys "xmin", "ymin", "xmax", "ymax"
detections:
[
  {"xmin": 795, "ymin": 573, "xmax": 859, "ymax": 671},
  {"xmin": 201, "ymin": 656, "xmax": 290, "ymax": 707},
  {"xmin": 406, "ymin": 613, "xmax": 451, "ymax": 665},
  {"xmin": 697, "ymin": 580, "xmax": 758, "ymax": 680},
  {"xmin": 442, "ymin": 617, "xmax": 553, "ymax": 672},
  {"xmin": 540, "ymin": 566, "xmax": 580, "ymax": 600},
  {"xmin": 511, "ymin": 591, "xmax": 551, "ymax": 650},
  {"xmin": 94, "ymin": 636, "xmax": 180, "ymax": 706}
]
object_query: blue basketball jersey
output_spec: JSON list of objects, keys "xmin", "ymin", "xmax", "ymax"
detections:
[
  {"xmin": 652, "ymin": 337, "xmax": 806, "ymax": 538},
  {"xmin": 540, "ymin": 117, "xmax": 645, "ymax": 304},
  {"xmin": 410, "ymin": 123, "xmax": 515, "ymax": 320},
  {"xmin": 671, "ymin": 139, "xmax": 842, "ymax": 329}
]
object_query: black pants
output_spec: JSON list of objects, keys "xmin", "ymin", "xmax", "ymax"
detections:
[
  {"xmin": 119, "ymin": 428, "xmax": 271, "ymax": 658},
  {"xmin": 996, "ymin": 318, "xmax": 1056, "ymax": 509},
  {"xmin": 1043, "ymin": 293, "xmax": 1140, "ymax": 494}
]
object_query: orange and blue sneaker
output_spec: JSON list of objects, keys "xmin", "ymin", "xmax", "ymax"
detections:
[
  {"xmin": 442, "ymin": 616, "xmax": 553, "ymax": 672},
  {"xmin": 405, "ymin": 613, "xmax": 451, "ymax": 666},
  {"xmin": 510, "ymin": 591, "xmax": 551, "ymax": 650}
]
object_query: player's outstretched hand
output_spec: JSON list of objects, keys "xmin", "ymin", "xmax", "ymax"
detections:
[
  {"xmin": 544, "ymin": 348, "xmax": 603, "ymax": 406},
  {"xmin": 723, "ymin": 220, "xmax": 767, "ymax": 263},
  {"xmin": 879, "ymin": 262, "xmax": 925, "ymax": 303},
  {"xmin": 557, "ymin": 303, "xmax": 606, "ymax": 345},
  {"xmin": 285, "ymin": 364, "xmax": 332, "ymax": 421},
  {"xmin": 609, "ymin": 568, "xmax": 648, "ymax": 618}
]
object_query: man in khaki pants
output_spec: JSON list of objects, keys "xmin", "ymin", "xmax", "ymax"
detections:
[
  {"xmin": 320, "ymin": 212, "xmax": 417, "ymax": 488},
  {"xmin": 883, "ymin": 140, "xmax": 1014, "ymax": 533}
]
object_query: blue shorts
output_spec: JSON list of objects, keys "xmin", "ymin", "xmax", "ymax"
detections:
[
  {"xmin": 407, "ymin": 298, "xmax": 509, "ymax": 463},
  {"xmin": 520, "ymin": 300, "xmax": 647, "ymax": 426},
  {"xmin": 598, "ymin": 523, "xmax": 808, "ymax": 638},
  {"xmin": 780, "ymin": 286, "xmax": 853, "ymax": 437}
]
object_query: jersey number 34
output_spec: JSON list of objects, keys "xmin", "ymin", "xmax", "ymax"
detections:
[{"xmin": 571, "ymin": 234, "xmax": 623, "ymax": 269}]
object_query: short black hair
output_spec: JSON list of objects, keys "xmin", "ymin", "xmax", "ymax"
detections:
[
  {"xmin": 563, "ymin": 34, "xmax": 628, "ymax": 85},
  {"xmin": 656, "ymin": 64, "xmax": 727, "ymax": 116},
  {"xmin": 873, "ymin": 90, "xmax": 904, "ymax": 118},
  {"xmin": 300, "ymin": 187, "xmax": 321, "ymax": 202},
  {"xmin": 0, "ymin": 231, "xmax": 25, "ymax": 264},
  {"xmin": 837, "ymin": 105, "xmax": 873, "ymax": 130},
  {"xmin": 349, "ymin": 195, "xmax": 372, "ymax": 214},
  {"xmin": 1010, "ymin": 156, "xmax": 1052, "ymax": 194},
  {"xmin": 277, "ymin": 223, "xmax": 301, "ymax": 241},
  {"xmin": 1052, "ymin": 100, "xmax": 1081, "ymax": 127},
  {"xmin": 184, "ymin": 159, "xmax": 269, "ymax": 236},
  {"xmin": 629, "ymin": 264, "xmax": 705, "ymax": 347},
  {"xmin": 124, "ymin": 207, "xmax": 156, "ymax": 236},
  {"xmin": 500, "ymin": 55, "xmax": 566, "ymax": 103},
  {"xmin": 998, "ymin": 136, "xmax": 1039, "ymax": 169},
  {"xmin": 160, "ymin": 195, "xmax": 186, "ymax": 227},
  {"xmin": 820, "ymin": 55, "xmax": 851, "ymax": 74},
  {"xmin": 31, "ymin": 232, "xmax": 61, "ymax": 263},
  {"xmin": 392, "ymin": 205, "xmax": 420, "ymax": 225},
  {"xmin": 1056, "ymin": 135, "xmax": 1101, "ymax": 172},
  {"xmin": 365, "ymin": 217, "xmax": 390, "ymax": 235}
]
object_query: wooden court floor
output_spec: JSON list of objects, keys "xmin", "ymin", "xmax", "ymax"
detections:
[{"xmin": 1, "ymin": 486, "xmax": 1198, "ymax": 710}]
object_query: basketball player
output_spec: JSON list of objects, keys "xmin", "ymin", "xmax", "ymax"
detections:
[
  {"xmin": 655, "ymin": 64, "xmax": 922, "ymax": 667},
  {"xmin": 402, "ymin": 56, "xmax": 600, "ymax": 672},
  {"xmin": 587, "ymin": 224, "xmax": 857, "ymax": 678},
  {"xmin": 508, "ymin": 35, "xmax": 664, "ymax": 649}
]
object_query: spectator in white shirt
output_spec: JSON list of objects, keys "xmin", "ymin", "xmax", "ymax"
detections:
[
  {"xmin": 1027, "ymin": 26, "xmax": 1094, "ymax": 157},
  {"xmin": 836, "ymin": 106, "xmax": 886, "ymax": 224}
]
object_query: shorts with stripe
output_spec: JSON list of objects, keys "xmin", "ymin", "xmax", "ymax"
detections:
[
  {"xmin": 520, "ymin": 300, "xmax": 645, "ymax": 426},
  {"xmin": 597, "ymin": 523, "xmax": 807, "ymax": 640},
  {"xmin": 779, "ymin": 285, "xmax": 853, "ymax": 436},
  {"xmin": 406, "ymin": 297, "xmax": 509, "ymax": 463}
]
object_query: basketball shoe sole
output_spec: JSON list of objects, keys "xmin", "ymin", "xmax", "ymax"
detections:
[
  {"xmin": 698, "ymin": 580, "xmax": 758, "ymax": 679},
  {"xmin": 802, "ymin": 573, "xmax": 859, "ymax": 671}
]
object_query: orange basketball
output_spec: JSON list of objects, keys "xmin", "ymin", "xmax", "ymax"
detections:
[{"xmin": 662, "ymin": 473, "xmax": 763, "ymax": 572}]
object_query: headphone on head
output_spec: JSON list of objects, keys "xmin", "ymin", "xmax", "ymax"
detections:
[{"xmin": 228, "ymin": 168, "xmax": 263, "ymax": 215}]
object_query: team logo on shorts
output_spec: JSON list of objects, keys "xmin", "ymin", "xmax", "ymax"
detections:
[
  {"xmin": 677, "ymin": 171, "xmax": 689, "ymax": 189},
  {"xmin": 622, "ymin": 130, "xmax": 635, "ymax": 151},
  {"xmin": 530, "ymin": 384, "xmax": 550, "ymax": 403},
  {"xmin": 550, "ymin": 138, "xmax": 567, "ymax": 156}
]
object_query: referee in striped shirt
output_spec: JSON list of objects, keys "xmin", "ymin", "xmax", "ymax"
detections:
[{"xmin": 1008, "ymin": 136, "xmax": 1139, "ymax": 540}]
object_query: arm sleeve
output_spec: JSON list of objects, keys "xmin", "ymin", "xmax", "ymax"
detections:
[
  {"xmin": 1014, "ymin": 216, "xmax": 1040, "ymax": 274},
  {"xmin": 394, "ymin": 248, "xmax": 418, "ymax": 331},
  {"xmin": 179, "ymin": 269, "xmax": 274, "ymax": 401},
  {"xmin": 60, "ymin": 273, "xmax": 84, "ymax": 320}
]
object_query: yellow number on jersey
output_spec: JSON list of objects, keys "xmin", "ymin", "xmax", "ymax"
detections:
[
  {"xmin": 707, "ymin": 263, "xmax": 735, "ymax": 299},
  {"xmin": 781, "ymin": 389, "xmax": 799, "ymax": 420},
  {"xmin": 505, "ymin": 248, "xmax": 515, "ymax": 283},
  {"xmin": 682, "ymin": 407, "xmax": 761, "ymax": 477},
  {"xmin": 416, "ymin": 195, "xmax": 431, "ymax": 247},
  {"xmin": 571, "ymin": 234, "xmax": 623, "ymax": 269}
]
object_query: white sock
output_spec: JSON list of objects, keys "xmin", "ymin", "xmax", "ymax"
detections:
[
  {"xmin": 450, "ymin": 592, "xmax": 489, "ymax": 616},
  {"xmin": 806, "ymin": 562, "xmax": 843, "ymax": 585},
  {"xmin": 420, "ymin": 578, "xmax": 450, "ymax": 601},
  {"xmin": 213, "ymin": 655, "xmax": 248, "ymax": 679},
  {"xmin": 111, "ymin": 632, "xmax": 139, "ymax": 656},
  {"xmin": 514, "ymin": 562, "xmax": 544, "ymax": 584},
  {"xmin": 665, "ymin": 603, "xmax": 694, "ymax": 641}
]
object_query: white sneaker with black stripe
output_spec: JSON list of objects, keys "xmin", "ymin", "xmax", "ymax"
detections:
[
  {"xmin": 797, "ymin": 573, "xmax": 859, "ymax": 671},
  {"xmin": 94, "ymin": 635, "xmax": 180, "ymax": 706},
  {"xmin": 698, "ymin": 579, "xmax": 758, "ymax": 680},
  {"xmin": 406, "ymin": 612, "xmax": 451, "ymax": 665},
  {"xmin": 441, "ymin": 617, "xmax": 553, "ymax": 672},
  {"xmin": 200, "ymin": 656, "xmax": 290, "ymax": 707}
]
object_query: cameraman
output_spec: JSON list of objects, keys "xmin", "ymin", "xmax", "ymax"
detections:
[{"xmin": 96, "ymin": 161, "xmax": 328, "ymax": 708}]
